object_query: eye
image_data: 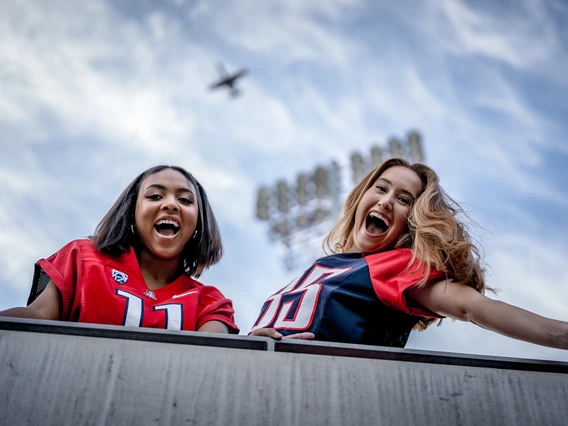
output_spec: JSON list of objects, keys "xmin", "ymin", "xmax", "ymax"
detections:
[
  {"xmin": 398, "ymin": 197, "xmax": 410, "ymax": 205},
  {"xmin": 145, "ymin": 194, "xmax": 162, "ymax": 200},
  {"xmin": 375, "ymin": 184, "xmax": 387, "ymax": 192},
  {"xmin": 178, "ymin": 197, "xmax": 193, "ymax": 205}
]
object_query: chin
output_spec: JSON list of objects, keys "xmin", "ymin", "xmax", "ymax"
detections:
[{"xmin": 152, "ymin": 249, "xmax": 183, "ymax": 261}]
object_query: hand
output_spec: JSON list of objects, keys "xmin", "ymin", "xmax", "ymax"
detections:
[{"xmin": 249, "ymin": 328, "xmax": 315, "ymax": 340}]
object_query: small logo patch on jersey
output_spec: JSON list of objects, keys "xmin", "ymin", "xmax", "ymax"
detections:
[
  {"xmin": 111, "ymin": 269, "xmax": 128, "ymax": 284},
  {"xmin": 144, "ymin": 289, "xmax": 157, "ymax": 301}
]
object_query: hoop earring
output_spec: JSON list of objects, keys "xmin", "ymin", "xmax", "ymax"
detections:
[
  {"xmin": 131, "ymin": 224, "xmax": 135, "ymax": 234},
  {"xmin": 192, "ymin": 230, "xmax": 198, "ymax": 239}
]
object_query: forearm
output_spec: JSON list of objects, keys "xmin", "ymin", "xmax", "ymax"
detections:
[
  {"xmin": 0, "ymin": 281, "xmax": 62, "ymax": 321},
  {"xmin": 411, "ymin": 280, "xmax": 568, "ymax": 350},
  {"xmin": 0, "ymin": 306, "xmax": 50, "ymax": 320},
  {"xmin": 197, "ymin": 320, "xmax": 229, "ymax": 334},
  {"xmin": 467, "ymin": 298, "xmax": 568, "ymax": 350}
]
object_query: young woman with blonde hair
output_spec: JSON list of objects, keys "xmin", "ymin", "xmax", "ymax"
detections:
[{"xmin": 250, "ymin": 158, "xmax": 567, "ymax": 350}]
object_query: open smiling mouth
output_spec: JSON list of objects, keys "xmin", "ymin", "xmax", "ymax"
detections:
[
  {"xmin": 154, "ymin": 219, "xmax": 180, "ymax": 237},
  {"xmin": 366, "ymin": 212, "xmax": 389, "ymax": 235}
]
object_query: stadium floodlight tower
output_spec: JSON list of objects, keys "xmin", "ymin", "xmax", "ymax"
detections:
[
  {"xmin": 255, "ymin": 130, "xmax": 425, "ymax": 271},
  {"xmin": 255, "ymin": 160, "xmax": 342, "ymax": 270}
]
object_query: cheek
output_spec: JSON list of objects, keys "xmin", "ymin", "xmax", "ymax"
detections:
[
  {"xmin": 133, "ymin": 208, "xmax": 141, "ymax": 227},
  {"xmin": 134, "ymin": 205, "xmax": 145, "ymax": 223},
  {"xmin": 185, "ymin": 208, "xmax": 198, "ymax": 224},
  {"xmin": 400, "ymin": 204, "xmax": 411, "ymax": 219},
  {"xmin": 393, "ymin": 208, "xmax": 410, "ymax": 232},
  {"xmin": 134, "ymin": 202, "xmax": 153, "ymax": 229},
  {"xmin": 354, "ymin": 201, "xmax": 367, "ymax": 223}
]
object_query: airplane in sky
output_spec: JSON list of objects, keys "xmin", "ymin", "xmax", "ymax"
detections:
[{"xmin": 208, "ymin": 62, "xmax": 248, "ymax": 98}]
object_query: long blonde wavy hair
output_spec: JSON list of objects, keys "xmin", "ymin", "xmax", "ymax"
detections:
[{"xmin": 323, "ymin": 158, "xmax": 486, "ymax": 330}]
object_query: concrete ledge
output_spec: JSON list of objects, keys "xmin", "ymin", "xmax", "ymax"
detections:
[
  {"xmin": 1, "ymin": 318, "xmax": 567, "ymax": 425},
  {"xmin": 1, "ymin": 317, "xmax": 566, "ymax": 372}
]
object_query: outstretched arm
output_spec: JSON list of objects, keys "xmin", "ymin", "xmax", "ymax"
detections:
[
  {"xmin": 0, "ymin": 279, "xmax": 61, "ymax": 321},
  {"xmin": 409, "ymin": 280, "xmax": 568, "ymax": 350}
]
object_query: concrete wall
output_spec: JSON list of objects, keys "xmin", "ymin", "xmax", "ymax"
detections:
[{"xmin": 1, "ymin": 318, "xmax": 567, "ymax": 426}]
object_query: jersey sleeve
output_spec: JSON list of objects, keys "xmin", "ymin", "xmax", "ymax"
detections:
[
  {"xmin": 196, "ymin": 286, "xmax": 239, "ymax": 334},
  {"xmin": 366, "ymin": 249, "xmax": 445, "ymax": 318},
  {"xmin": 32, "ymin": 239, "xmax": 85, "ymax": 321}
]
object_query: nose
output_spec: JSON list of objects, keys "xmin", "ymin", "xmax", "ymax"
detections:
[
  {"xmin": 378, "ymin": 193, "xmax": 393, "ymax": 210},
  {"xmin": 161, "ymin": 195, "xmax": 179, "ymax": 212}
]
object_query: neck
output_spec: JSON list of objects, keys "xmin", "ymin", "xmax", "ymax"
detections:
[
  {"xmin": 343, "ymin": 235, "xmax": 357, "ymax": 253},
  {"xmin": 136, "ymin": 249, "xmax": 182, "ymax": 290}
]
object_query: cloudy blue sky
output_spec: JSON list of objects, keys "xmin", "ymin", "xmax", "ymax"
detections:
[{"xmin": 1, "ymin": 0, "xmax": 567, "ymax": 361}]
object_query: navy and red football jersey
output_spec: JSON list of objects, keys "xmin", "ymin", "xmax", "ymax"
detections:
[
  {"xmin": 250, "ymin": 249, "xmax": 444, "ymax": 347},
  {"xmin": 28, "ymin": 239, "xmax": 239, "ymax": 333}
]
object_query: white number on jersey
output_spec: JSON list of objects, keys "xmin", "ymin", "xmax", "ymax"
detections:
[
  {"xmin": 153, "ymin": 304, "xmax": 183, "ymax": 330},
  {"xmin": 251, "ymin": 265, "xmax": 351, "ymax": 331},
  {"xmin": 116, "ymin": 290, "xmax": 183, "ymax": 330}
]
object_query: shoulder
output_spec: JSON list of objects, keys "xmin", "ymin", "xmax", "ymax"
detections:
[
  {"xmin": 313, "ymin": 252, "xmax": 364, "ymax": 269},
  {"xmin": 364, "ymin": 248, "xmax": 413, "ymax": 265},
  {"xmin": 363, "ymin": 249, "xmax": 414, "ymax": 277},
  {"xmin": 46, "ymin": 239, "xmax": 123, "ymax": 271},
  {"xmin": 180, "ymin": 276, "xmax": 229, "ymax": 301},
  {"xmin": 365, "ymin": 249, "xmax": 444, "ymax": 280},
  {"xmin": 41, "ymin": 239, "xmax": 92, "ymax": 263},
  {"xmin": 70, "ymin": 239, "xmax": 115, "ymax": 262},
  {"xmin": 53, "ymin": 239, "xmax": 97, "ymax": 255}
]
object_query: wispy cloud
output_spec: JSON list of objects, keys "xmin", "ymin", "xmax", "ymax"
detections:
[
  {"xmin": 1, "ymin": 0, "xmax": 567, "ymax": 362},
  {"xmin": 190, "ymin": 0, "xmax": 364, "ymax": 67},
  {"xmin": 426, "ymin": 0, "xmax": 568, "ymax": 81}
]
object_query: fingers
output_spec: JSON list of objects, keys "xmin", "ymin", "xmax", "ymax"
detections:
[
  {"xmin": 283, "ymin": 332, "xmax": 315, "ymax": 340},
  {"xmin": 249, "ymin": 328, "xmax": 283, "ymax": 340},
  {"xmin": 249, "ymin": 329, "xmax": 315, "ymax": 340}
]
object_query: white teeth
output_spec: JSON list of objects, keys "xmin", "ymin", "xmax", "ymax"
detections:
[
  {"xmin": 368, "ymin": 211, "xmax": 390, "ymax": 226},
  {"xmin": 155, "ymin": 219, "xmax": 180, "ymax": 228}
]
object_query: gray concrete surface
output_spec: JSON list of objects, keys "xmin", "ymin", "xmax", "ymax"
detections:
[{"xmin": 0, "ymin": 318, "xmax": 567, "ymax": 426}]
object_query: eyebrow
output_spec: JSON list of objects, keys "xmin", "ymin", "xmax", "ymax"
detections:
[
  {"xmin": 376, "ymin": 178, "xmax": 417, "ymax": 198},
  {"xmin": 145, "ymin": 184, "xmax": 194, "ymax": 194}
]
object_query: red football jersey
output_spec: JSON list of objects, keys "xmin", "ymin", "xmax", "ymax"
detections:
[
  {"xmin": 365, "ymin": 248, "xmax": 445, "ymax": 317},
  {"xmin": 34, "ymin": 239, "xmax": 239, "ymax": 332}
]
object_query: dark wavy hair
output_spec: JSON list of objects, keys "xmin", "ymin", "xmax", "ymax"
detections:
[{"xmin": 91, "ymin": 165, "xmax": 223, "ymax": 278}]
